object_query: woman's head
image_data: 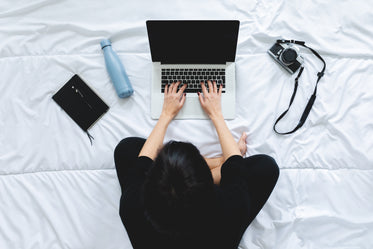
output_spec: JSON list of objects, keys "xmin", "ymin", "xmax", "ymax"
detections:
[{"xmin": 143, "ymin": 141, "xmax": 215, "ymax": 237}]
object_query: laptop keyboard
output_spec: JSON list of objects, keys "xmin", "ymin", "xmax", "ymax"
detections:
[{"xmin": 161, "ymin": 68, "xmax": 226, "ymax": 93}]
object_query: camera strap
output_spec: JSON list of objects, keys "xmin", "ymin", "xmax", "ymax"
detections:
[{"xmin": 273, "ymin": 39, "xmax": 326, "ymax": 135}]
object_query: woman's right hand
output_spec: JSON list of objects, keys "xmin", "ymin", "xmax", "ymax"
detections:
[
  {"xmin": 197, "ymin": 80, "xmax": 223, "ymax": 119},
  {"xmin": 161, "ymin": 81, "xmax": 187, "ymax": 120}
]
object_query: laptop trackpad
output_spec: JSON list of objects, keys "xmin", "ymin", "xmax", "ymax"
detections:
[{"xmin": 175, "ymin": 96, "xmax": 208, "ymax": 119}]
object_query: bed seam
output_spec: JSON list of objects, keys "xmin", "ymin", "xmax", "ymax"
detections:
[
  {"xmin": 0, "ymin": 52, "xmax": 372, "ymax": 60},
  {"xmin": 0, "ymin": 167, "xmax": 372, "ymax": 177},
  {"xmin": 0, "ymin": 168, "xmax": 115, "ymax": 177}
]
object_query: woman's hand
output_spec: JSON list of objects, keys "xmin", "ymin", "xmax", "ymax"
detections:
[
  {"xmin": 161, "ymin": 81, "xmax": 187, "ymax": 120},
  {"xmin": 197, "ymin": 80, "xmax": 223, "ymax": 119}
]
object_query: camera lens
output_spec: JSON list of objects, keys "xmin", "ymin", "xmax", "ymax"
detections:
[{"xmin": 281, "ymin": 48, "xmax": 297, "ymax": 65}]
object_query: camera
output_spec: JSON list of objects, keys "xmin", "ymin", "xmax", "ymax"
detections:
[{"xmin": 268, "ymin": 42, "xmax": 304, "ymax": 74}]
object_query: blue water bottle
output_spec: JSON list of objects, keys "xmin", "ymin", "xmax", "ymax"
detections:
[{"xmin": 100, "ymin": 39, "xmax": 134, "ymax": 98}]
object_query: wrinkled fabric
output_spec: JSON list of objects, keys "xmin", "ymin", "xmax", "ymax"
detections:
[{"xmin": 0, "ymin": 0, "xmax": 372, "ymax": 248}]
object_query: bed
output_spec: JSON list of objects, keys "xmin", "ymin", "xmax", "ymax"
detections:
[{"xmin": 1, "ymin": 0, "xmax": 372, "ymax": 248}]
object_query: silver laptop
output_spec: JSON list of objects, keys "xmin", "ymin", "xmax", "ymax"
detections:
[{"xmin": 146, "ymin": 20, "xmax": 240, "ymax": 119}]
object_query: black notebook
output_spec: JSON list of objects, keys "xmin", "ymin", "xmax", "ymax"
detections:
[{"xmin": 52, "ymin": 75, "xmax": 109, "ymax": 132}]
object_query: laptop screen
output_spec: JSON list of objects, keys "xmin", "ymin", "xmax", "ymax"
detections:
[{"xmin": 146, "ymin": 20, "xmax": 240, "ymax": 64}]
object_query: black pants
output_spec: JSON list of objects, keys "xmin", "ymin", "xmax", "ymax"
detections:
[{"xmin": 114, "ymin": 137, "xmax": 279, "ymax": 225}]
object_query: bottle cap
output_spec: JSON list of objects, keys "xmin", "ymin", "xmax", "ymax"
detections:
[
  {"xmin": 119, "ymin": 89, "xmax": 134, "ymax": 98},
  {"xmin": 100, "ymin": 39, "xmax": 112, "ymax": 49}
]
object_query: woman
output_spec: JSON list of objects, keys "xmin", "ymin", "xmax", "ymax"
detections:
[{"xmin": 114, "ymin": 81, "xmax": 279, "ymax": 249}]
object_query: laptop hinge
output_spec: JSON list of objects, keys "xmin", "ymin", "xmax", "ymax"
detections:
[{"xmin": 160, "ymin": 61, "xmax": 228, "ymax": 65}]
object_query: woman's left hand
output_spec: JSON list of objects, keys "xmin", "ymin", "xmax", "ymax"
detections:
[{"xmin": 161, "ymin": 81, "xmax": 187, "ymax": 120}]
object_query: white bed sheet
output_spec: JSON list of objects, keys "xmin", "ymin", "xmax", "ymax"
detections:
[{"xmin": 0, "ymin": 0, "xmax": 372, "ymax": 248}]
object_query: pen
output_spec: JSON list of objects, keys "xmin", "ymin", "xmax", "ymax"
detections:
[{"xmin": 72, "ymin": 85, "xmax": 93, "ymax": 110}]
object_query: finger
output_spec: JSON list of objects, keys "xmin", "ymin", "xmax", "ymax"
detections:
[
  {"xmin": 164, "ymin": 84, "xmax": 169, "ymax": 95},
  {"xmin": 173, "ymin": 81, "xmax": 181, "ymax": 94},
  {"xmin": 218, "ymin": 84, "xmax": 223, "ymax": 96},
  {"xmin": 177, "ymin": 82, "xmax": 187, "ymax": 96},
  {"xmin": 208, "ymin": 80, "xmax": 213, "ymax": 93},
  {"xmin": 213, "ymin": 81, "xmax": 217, "ymax": 94},
  {"xmin": 201, "ymin": 81, "xmax": 208, "ymax": 96},
  {"xmin": 169, "ymin": 82, "xmax": 175, "ymax": 93},
  {"xmin": 179, "ymin": 93, "xmax": 186, "ymax": 107},
  {"xmin": 167, "ymin": 83, "xmax": 172, "ymax": 94},
  {"xmin": 197, "ymin": 92, "xmax": 205, "ymax": 105}
]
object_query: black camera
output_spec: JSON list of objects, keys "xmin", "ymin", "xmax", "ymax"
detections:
[{"xmin": 268, "ymin": 42, "xmax": 304, "ymax": 74}]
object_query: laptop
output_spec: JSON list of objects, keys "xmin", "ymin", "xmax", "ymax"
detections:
[{"xmin": 146, "ymin": 20, "xmax": 240, "ymax": 119}]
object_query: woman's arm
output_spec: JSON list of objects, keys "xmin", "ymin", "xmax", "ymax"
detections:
[
  {"xmin": 198, "ymin": 81, "xmax": 241, "ymax": 161},
  {"xmin": 138, "ymin": 113, "xmax": 172, "ymax": 160},
  {"xmin": 139, "ymin": 82, "xmax": 187, "ymax": 160}
]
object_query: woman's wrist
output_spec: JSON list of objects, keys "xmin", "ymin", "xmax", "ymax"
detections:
[
  {"xmin": 209, "ymin": 112, "xmax": 224, "ymax": 123},
  {"xmin": 159, "ymin": 112, "xmax": 174, "ymax": 124}
]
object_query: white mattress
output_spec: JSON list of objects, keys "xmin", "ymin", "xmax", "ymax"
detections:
[{"xmin": 1, "ymin": 0, "xmax": 372, "ymax": 248}]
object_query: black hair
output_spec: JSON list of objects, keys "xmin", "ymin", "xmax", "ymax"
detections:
[{"xmin": 143, "ymin": 141, "xmax": 215, "ymax": 237}]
